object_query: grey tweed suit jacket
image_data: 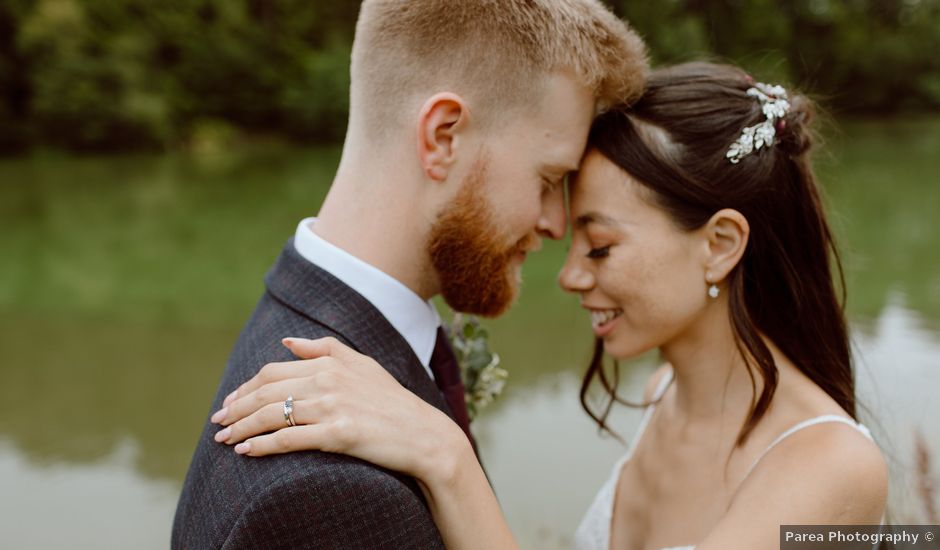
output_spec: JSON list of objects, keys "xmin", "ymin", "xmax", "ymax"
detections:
[{"xmin": 172, "ymin": 239, "xmax": 456, "ymax": 549}]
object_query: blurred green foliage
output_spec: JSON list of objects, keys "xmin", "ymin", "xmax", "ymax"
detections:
[
  {"xmin": 0, "ymin": 0, "xmax": 937, "ymax": 153},
  {"xmin": 0, "ymin": 0, "xmax": 359, "ymax": 152},
  {"xmin": 611, "ymin": 0, "xmax": 940, "ymax": 112}
]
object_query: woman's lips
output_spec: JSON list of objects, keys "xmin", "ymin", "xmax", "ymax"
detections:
[{"xmin": 589, "ymin": 308, "xmax": 623, "ymax": 337}]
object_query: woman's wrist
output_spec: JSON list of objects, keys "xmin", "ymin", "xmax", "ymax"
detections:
[
  {"xmin": 414, "ymin": 406, "xmax": 477, "ymax": 489},
  {"xmin": 415, "ymin": 419, "xmax": 516, "ymax": 550}
]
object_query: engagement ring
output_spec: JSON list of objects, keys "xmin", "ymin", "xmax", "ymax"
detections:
[{"xmin": 284, "ymin": 395, "xmax": 296, "ymax": 427}]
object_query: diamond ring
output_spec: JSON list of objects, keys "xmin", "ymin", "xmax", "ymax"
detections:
[{"xmin": 283, "ymin": 395, "xmax": 296, "ymax": 427}]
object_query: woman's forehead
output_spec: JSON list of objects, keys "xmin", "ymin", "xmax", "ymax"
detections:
[
  {"xmin": 571, "ymin": 153, "xmax": 637, "ymax": 206},
  {"xmin": 568, "ymin": 152, "xmax": 667, "ymax": 230}
]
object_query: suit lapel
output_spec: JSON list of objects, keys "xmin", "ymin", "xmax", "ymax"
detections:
[{"xmin": 263, "ymin": 239, "xmax": 455, "ymax": 422}]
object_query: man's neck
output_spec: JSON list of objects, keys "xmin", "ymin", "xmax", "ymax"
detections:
[{"xmin": 314, "ymin": 172, "xmax": 440, "ymax": 301}]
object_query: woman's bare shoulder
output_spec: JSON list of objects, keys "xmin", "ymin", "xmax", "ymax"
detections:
[
  {"xmin": 696, "ymin": 420, "xmax": 887, "ymax": 549},
  {"xmin": 738, "ymin": 418, "xmax": 886, "ymax": 520}
]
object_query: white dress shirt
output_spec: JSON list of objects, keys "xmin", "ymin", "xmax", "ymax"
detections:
[{"xmin": 293, "ymin": 217, "xmax": 439, "ymax": 379}]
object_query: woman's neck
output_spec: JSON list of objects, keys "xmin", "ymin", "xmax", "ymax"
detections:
[{"xmin": 658, "ymin": 304, "xmax": 780, "ymax": 425}]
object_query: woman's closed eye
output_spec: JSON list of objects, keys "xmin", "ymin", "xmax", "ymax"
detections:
[{"xmin": 587, "ymin": 245, "xmax": 610, "ymax": 259}]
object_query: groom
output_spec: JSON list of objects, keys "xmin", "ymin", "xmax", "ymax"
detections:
[{"xmin": 172, "ymin": 1, "xmax": 646, "ymax": 548}]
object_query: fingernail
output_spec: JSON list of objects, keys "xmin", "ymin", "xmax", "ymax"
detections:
[
  {"xmin": 210, "ymin": 407, "xmax": 228, "ymax": 424},
  {"xmin": 223, "ymin": 391, "xmax": 237, "ymax": 407},
  {"xmin": 214, "ymin": 427, "xmax": 232, "ymax": 443},
  {"xmin": 235, "ymin": 442, "xmax": 251, "ymax": 455},
  {"xmin": 282, "ymin": 338, "xmax": 295, "ymax": 348}
]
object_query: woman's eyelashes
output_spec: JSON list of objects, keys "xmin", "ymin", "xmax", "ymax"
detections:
[{"xmin": 587, "ymin": 245, "xmax": 611, "ymax": 259}]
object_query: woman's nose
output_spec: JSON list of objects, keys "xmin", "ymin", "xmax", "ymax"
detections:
[{"xmin": 558, "ymin": 250, "xmax": 594, "ymax": 293}]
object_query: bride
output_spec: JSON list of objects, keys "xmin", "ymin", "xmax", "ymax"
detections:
[{"xmin": 209, "ymin": 62, "xmax": 887, "ymax": 549}]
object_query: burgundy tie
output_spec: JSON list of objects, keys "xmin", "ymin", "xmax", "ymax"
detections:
[{"xmin": 429, "ymin": 327, "xmax": 473, "ymax": 442}]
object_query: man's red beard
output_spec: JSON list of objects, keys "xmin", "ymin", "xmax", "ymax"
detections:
[{"xmin": 427, "ymin": 160, "xmax": 534, "ymax": 318}]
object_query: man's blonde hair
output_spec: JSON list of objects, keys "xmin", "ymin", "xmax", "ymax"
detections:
[{"xmin": 350, "ymin": 0, "xmax": 648, "ymax": 138}]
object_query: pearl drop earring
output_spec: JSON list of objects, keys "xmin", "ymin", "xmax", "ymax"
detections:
[{"xmin": 706, "ymin": 272, "xmax": 719, "ymax": 299}]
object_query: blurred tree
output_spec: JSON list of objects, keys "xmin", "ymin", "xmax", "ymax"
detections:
[
  {"xmin": 18, "ymin": 0, "xmax": 170, "ymax": 150},
  {"xmin": 0, "ymin": 0, "xmax": 35, "ymax": 152},
  {"xmin": 0, "ymin": 0, "xmax": 936, "ymax": 154},
  {"xmin": 776, "ymin": 0, "xmax": 940, "ymax": 112},
  {"xmin": 610, "ymin": 0, "xmax": 940, "ymax": 112}
]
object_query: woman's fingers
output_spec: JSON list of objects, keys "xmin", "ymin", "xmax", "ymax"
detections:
[
  {"xmin": 286, "ymin": 337, "xmax": 397, "ymax": 389},
  {"xmin": 216, "ymin": 374, "xmax": 321, "ymax": 427},
  {"xmin": 215, "ymin": 397, "xmax": 327, "ymax": 445},
  {"xmin": 216, "ymin": 356, "xmax": 335, "ymax": 415},
  {"xmin": 214, "ymin": 401, "xmax": 284, "ymax": 444},
  {"xmin": 283, "ymin": 336, "xmax": 364, "ymax": 364},
  {"xmin": 219, "ymin": 337, "xmax": 362, "ymax": 409},
  {"xmin": 234, "ymin": 424, "xmax": 336, "ymax": 457},
  {"xmin": 238, "ymin": 357, "xmax": 328, "ymax": 398},
  {"xmin": 210, "ymin": 336, "xmax": 422, "ymax": 464}
]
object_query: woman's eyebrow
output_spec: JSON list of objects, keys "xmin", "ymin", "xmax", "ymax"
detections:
[{"xmin": 574, "ymin": 212, "xmax": 618, "ymax": 228}]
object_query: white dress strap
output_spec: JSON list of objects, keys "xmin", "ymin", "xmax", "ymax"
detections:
[
  {"xmin": 652, "ymin": 367, "xmax": 674, "ymax": 400},
  {"xmin": 743, "ymin": 414, "xmax": 873, "ymax": 480}
]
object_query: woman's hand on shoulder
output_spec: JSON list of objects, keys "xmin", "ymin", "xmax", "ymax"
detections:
[
  {"xmin": 208, "ymin": 336, "xmax": 471, "ymax": 484},
  {"xmin": 698, "ymin": 420, "xmax": 888, "ymax": 550},
  {"xmin": 224, "ymin": 339, "xmax": 517, "ymax": 550}
]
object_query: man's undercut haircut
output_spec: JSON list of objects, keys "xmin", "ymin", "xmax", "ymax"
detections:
[{"xmin": 350, "ymin": 0, "xmax": 648, "ymax": 139}]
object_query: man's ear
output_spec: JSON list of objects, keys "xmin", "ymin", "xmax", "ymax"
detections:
[
  {"xmin": 702, "ymin": 208, "xmax": 750, "ymax": 283},
  {"xmin": 417, "ymin": 93, "xmax": 469, "ymax": 182}
]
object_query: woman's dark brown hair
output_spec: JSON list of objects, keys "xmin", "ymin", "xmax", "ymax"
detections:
[{"xmin": 580, "ymin": 62, "xmax": 854, "ymax": 446}]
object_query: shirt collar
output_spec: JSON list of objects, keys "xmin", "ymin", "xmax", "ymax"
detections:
[{"xmin": 292, "ymin": 218, "xmax": 440, "ymax": 375}]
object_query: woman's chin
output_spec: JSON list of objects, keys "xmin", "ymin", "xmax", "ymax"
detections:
[{"xmin": 600, "ymin": 333, "xmax": 656, "ymax": 362}]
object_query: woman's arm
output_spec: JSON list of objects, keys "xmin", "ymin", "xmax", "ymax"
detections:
[
  {"xmin": 418, "ymin": 430, "xmax": 518, "ymax": 550},
  {"xmin": 211, "ymin": 337, "xmax": 519, "ymax": 550},
  {"xmin": 697, "ymin": 421, "xmax": 888, "ymax": 550}
]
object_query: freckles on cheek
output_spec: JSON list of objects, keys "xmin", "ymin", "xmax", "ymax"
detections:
[{"xmin": 620, "ymin": 256, "xmax": 678, "ymax": 320}]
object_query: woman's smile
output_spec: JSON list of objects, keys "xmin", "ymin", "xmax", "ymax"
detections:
[{"xmin": 587, "ymin": 307, "xmax": 624, "ymax": 336}]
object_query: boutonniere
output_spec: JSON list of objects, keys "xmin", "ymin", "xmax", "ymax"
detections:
[{"xmin": 446, "ymin": 313, "xmax": 508, "ymax": 421}]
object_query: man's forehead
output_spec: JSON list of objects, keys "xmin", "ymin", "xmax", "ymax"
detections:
[
  {"xmin": 531, "ymin": 123, "xmax": 591, "ymax": 170},
  {"xmin": 528, "ymin": 73, "xmax": 595, "ymax": 148}
]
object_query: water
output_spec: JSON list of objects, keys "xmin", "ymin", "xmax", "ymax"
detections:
[{"xmin": 1, "ymin": 118, "xmax": 938, "ymax": 548}]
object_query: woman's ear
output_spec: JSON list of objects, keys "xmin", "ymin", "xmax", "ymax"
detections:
[
  {"xmin": 703, "ymin": 208, "xmax": 750, "ymax": 283},
  {"xmin": 416, "ymin": 93, "xmax": 469, "ymax": 182}
]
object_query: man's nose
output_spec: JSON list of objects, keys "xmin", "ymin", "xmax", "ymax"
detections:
[{"xmin": 536, "ymin": 187, "xmax": 566, "ymax": 240}]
